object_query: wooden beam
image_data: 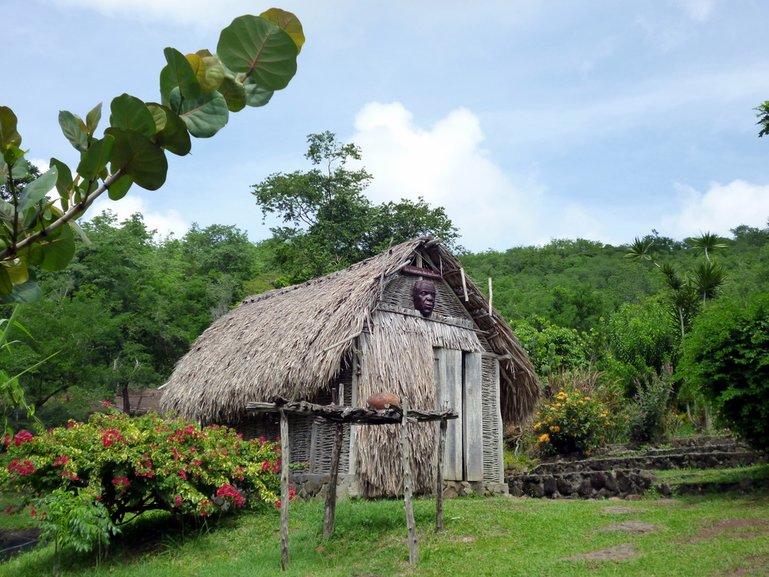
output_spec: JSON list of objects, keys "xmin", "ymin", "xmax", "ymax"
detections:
[
  {"xmin": 323, "ymin": 386, "xmax": 343, "ymax": 539},
  {"xmin": 436, "ymin": 417, "xmax": 447, "ymax": 532},
  {"xmin": 400, "ymin": 397, "xmax": 419, "ymax": 565},
  {"xmin": 279, "ymin": 409, "xmax": 290, "ymax": 570}
]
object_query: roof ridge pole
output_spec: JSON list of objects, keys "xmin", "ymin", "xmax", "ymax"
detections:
[{"xmin": 401, "ymin": 396, "xmax": 419, "ymax": 565}]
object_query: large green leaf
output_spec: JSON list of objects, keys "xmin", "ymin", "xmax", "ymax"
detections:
[
  {"xmin": 38, "ymin": 224, "xmax": 76, "ymax": 272},
  {"xmin": 146, "ymin": 103, "xmax": 192, "ymax": 155},
  {"xmin": 110, "ymin": 94, "xmax": 157, "ymax": 137},
  {"xmin": 169, "ymin": 90, "xmax": 229, "ymax": 138},
  {"xmin": 0, "ymin": 278, "xmax": 42, "ymax": 303},
  {"xmin": 59, "ymin": 110, "xmax": 89, "ymax": 153},
  {"xmin": 18, "ymin": 167, "xmax": 58, "ymax": 212},
  {"xmin": 244, "ymin": 78, "xmax": 274, "ymax": 108},
  {"xmin": 107, "ymin": 127, "xmax": 168, "ymax": 190},
  {"xmin": 3, "ymin": 146, "xmax": 25, "ymax": 172},
  {"xmin": 188, "ymin": 52, "xmax": 225, "ymax": 93},
  {"xmin": 10, "ymin": 155, "xmax": 29, "ymax": 179},
  {"xmin": 160, "ymin": 47, "xmax": 202, "ymax": 109},
  {"xmin": 4, "ymin": 258, "xmax": 28, "ymax": 285},
  {"xmin": 218, "ymin": 75, "xmax": 247, "ymax": 112},
  {"xmin": 0, "ymin": 266, "xmax": 11, "ymax": 295},
  {"xmin": 50, "ymin": 158, "xmax": 73, "ymax": 211},
  {"xmin": 77, "ymin": 135, "xmax": 115, "ymax": 181},
  {"xmin": 217, "ymin": 15, "xmax": 298, "ymax": 91},
  {"xmin": 0, "ymin": 106, "xmax": 21, "ymax": 149},
  {"xmin": 107, "ymin": 173, "xmax": 133, "ymax": 201},
  {"xmin": 260, "ymin": 8, "xmax": 305, "ymax": 53},
  {"xmin": 85, "ymin": 102, "xmax": 102, "ymax": 135}
]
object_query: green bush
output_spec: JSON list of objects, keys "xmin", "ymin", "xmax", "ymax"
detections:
[
  {"xmin": 628, "ymin": 368, "xmax": 673, "ymax": 444},
  {"xmin": 1, "ymin": 408, "xmax": 282, "ymax": 553},
  {"xmin": 532, "ymin": 389, "xmax": 615, "ymax": 456},
  {"xmin": 678, "ymin": 293, "xmax": 769, "ymax": 451}
]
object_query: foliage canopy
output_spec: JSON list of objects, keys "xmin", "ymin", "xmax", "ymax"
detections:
[{"xmin": 0, "ymin": 9, "xmax": 304, "ymax": 302}]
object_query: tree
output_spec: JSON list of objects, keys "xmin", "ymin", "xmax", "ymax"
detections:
[
  {"xmin": 0, "ymin": 8, "xmax": 304, "ymax": 302},
  {"xmin": 252, "ymin": 131, "xmax": 459, "ymax": 283},
  {"xmin": 755, "ymin": 100, "xmax": 769, "ymax": 137},
  {"xmin": 678, "ymin": 293, "xmax": 769, "ymax": 451},
  {"xmin": 625, "ymin": 231, "xmax": 725, "ymax": 338}
]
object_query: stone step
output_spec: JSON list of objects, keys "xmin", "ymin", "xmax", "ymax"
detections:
[{"xmin": 530, "ymin": 450, "xmax": 766, "ymax": 476}]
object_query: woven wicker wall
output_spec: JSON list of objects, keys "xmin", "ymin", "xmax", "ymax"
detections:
[
  {"xmin": 481, "ymin": 355, "xmax": 504, "ymax": 483},
  {"xmin": 308, "ymin": 367, "xmax": 353, "ymax": 474}
]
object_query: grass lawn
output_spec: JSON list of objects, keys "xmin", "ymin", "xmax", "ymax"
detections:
[{"xmin": 2, "ymin": 490, "xmax": 768, "ymax": 577}]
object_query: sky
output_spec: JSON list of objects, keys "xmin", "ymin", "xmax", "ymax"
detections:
[{"xmin": 5, "ymin": 0, "xmax": 769, "ymax": 252}]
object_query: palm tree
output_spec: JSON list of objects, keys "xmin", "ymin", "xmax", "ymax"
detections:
[
  {"xmin": 625, "ymin": 236, "xmax": 658, "ymax": 266},
  {"xmin": 689, "ymin": 232, "xmax": 726, "ymax": 263}
]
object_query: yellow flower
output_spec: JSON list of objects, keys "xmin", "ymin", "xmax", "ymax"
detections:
[
  {"xmin": 556, "ymin": 391, "xmax": 568, "ymax": 400},
  {"xmin": 549, "ymin": 425, "xmax": 560, "ymax": 432},
  {"xmin": 533, "ymin": 422, "xmax": 542, "ymax": 430},
  {"xmin": 537, "ymin": 433, "xmax": 550, "ymax": 444}
]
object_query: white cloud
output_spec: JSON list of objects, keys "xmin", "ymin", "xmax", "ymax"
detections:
[
  {"xmin": 48, "ymin": 0, "xmax": 266, "ymax": 29},
  {"xmin": 676, "ymin": 0, "xmax": 716, "ymax": 22},
  {"xmin": 89, "ymin": 194, "xmax": 189, "ymax": 240},
  {"xmin": 351, "ymin": 102, "xmax": 549, "ymax": 251},
  {"xmin": 663, "ymin": 179, "xmax": 769, "ymax": 238}
]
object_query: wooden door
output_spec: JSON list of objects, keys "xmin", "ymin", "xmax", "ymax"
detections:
[{"xmin": 434, "ymin": 348, "xmax": 483, "ymax": 481}]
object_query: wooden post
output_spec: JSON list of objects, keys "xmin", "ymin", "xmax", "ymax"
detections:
[
  {"xmin": 324, "ymin": 386, "xmax": 343, "ymax": 539},
  {"xmin": 400, "ymin": 397, "xmax": 419, "ymax": 565},
  {"xmin": 436, "ymin": 417, "xmax": 447, "ymax": 532},
  {"xmin": 279, "ymin": 409, "xmax": 290, "ymax": 570}
]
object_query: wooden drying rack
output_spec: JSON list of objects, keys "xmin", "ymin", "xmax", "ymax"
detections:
[{"xmin": 246, "ymin": 396, "xmax": 458, "ymax": 569}]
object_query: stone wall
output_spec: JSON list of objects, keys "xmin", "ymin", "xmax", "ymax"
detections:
[{"xmin": 507, "ymin": 469, "xmax": 653, "ymax": 499}]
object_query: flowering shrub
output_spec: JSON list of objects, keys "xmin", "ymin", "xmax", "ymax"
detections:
[
  {"xmin": 0, "ymin": 408, "xmax": 282, "ymax": 535},
  {"xmin": 532, "ymin": 389, "xmax": 614, "ymax": 456}
]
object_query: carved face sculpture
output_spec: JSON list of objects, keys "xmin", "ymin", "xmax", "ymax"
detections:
[{"xmin": 412, "ymin": 280, "xmax": 436, "ymax": 317}]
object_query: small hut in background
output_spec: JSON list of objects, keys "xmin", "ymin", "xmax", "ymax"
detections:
[{"xmin": 160, "ymin": 237, "xmax": 538, "ymax": 497}]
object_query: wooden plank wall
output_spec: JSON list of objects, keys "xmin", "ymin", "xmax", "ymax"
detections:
[{"xmin": 463, "ymin": 352, "xmax": 483, "ymax": 481}]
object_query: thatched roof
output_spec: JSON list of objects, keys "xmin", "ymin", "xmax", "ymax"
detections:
[{"xmin": 160, "ymin": 237, "xmax": 538, "ymax": 425}]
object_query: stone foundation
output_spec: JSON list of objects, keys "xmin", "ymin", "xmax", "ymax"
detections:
[{"xmin": 290, "ymin": 472, "xmax": 508, "ymax": 499}]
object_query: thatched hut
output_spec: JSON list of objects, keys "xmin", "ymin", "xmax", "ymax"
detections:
[{"xmin": 161, "ymin": 237, "xmax": 538, "ymax": 497}]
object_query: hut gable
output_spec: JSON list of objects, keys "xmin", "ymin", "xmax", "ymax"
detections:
[{"xmin": 161, "ymin": 237, "xmax": 539, "ymax": 496}]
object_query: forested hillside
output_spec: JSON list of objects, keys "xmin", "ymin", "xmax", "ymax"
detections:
[{"xmin": 2, "ymin": 214, "xmax": 767, "ymax": 429}]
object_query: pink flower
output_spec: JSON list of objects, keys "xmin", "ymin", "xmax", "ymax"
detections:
[
  {"xmin": 101, "ymin": 429, "xmax": 124, "ymax": 447},
  {"xmin": 175, "ymin": 495, "xmax": 183, "ymax": 507},
  {"xmin": 178, "ymin": 469, "xmax": 188, "ymax": 480},
  {"xmin": 53, "ymin": 456, "xmax": 70, "ymax": 467},
  {"xmin": 61, "ymin": 470, "xmax": 79, "ymax": 481},
  {"xmin": 7, "ymin": 459, "xmax": 35, "ymax": 477},
  {"xmin": 13, "ymin": 430, "xmax": 33, "ymax": 446},
  {"xmin": 216, "ymin": 483, "xmax": 246, "ymax": 508},
  {"xmin": 112, "ymin": 476, "xmax": 131, "ymax": 491}
]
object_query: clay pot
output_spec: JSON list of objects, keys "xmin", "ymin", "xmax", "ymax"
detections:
[{"xmin": 366, "ymin": 392, "xmax": 401, "ymax": 410}]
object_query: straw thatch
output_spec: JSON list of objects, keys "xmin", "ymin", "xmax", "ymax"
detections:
[{"xmin": 160, "ymin": 237, "xmax": 539, "ymax": 495}]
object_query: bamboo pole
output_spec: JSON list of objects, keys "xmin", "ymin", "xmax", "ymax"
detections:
[
  {"xmin": 323, "ymin": 386, "xmax": 343, "ymax": 538},
  {"xmin": 488, "ymin": 277, "xmax": 493, "ymax": 316},
  {"xmin": 400, "ymin": 397, "xmax": 419, "ymax": 565},
  {"xmin": 436, "ymin": 417, "xmax": 447, "ymax": 532},
  {"xmin": 279, "ymin": 409, "xmax": 290, "ymax": 570}
]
